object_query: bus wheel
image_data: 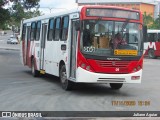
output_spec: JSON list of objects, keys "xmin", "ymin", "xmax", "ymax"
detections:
[
  {"xmin": 60, "ymin": 65, "xmax": 73, "ymax": 90},
  {"xmin": 110, "ymin": 83, "xmax": 123, "ymax": 90},
  {"xmin": 31, "ymin": 58, "xmax": 39, "ymax": 77},
  {"xmin": 148, "ymin": 49, "xmax": 157, "ymax": 59}
]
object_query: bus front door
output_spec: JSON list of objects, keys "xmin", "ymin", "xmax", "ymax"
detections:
[
  {"xmin": 40, "ymin": 23, "xmax": 47, "ymax": 73},
  {"xmin": 69, "ymin": 20, "xmax": 78, "ymax": 79}
]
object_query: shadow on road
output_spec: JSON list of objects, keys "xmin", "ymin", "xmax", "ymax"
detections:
[{"xmin": 23, "ymin": 70, "xmax": 131, "ymax": 97}]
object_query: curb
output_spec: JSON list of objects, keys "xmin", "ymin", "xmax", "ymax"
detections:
[{"xmin": 0, "ymin": 48, "xmax": 20, "ymax": 51}]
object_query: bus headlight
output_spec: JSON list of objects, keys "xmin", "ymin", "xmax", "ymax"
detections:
[
  {"xmin": 133, "ymin": 68, "xmax": 137, "ymax": 72},
  {"xmin": 132, "ymin": 65, "xmax": 141, "ymax": 73},
  {"xmin": 137, "ymin": 65, "xmax": 141, "ymax": 70},
  {"xmin": 81, "ymin": 63, "xmax": 86, "ymax": 68},
  {"xmin": 86, "ymin": 66, "xmax": 91, "ymax": 71}
]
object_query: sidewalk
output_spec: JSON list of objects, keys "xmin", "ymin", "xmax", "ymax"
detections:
[{"xmin": 0, "ymin": 46, "xmax": 20, "ymax": 51}]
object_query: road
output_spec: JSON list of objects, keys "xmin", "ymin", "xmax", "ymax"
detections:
[
  {"xmin": 0, "ymin": 48, "xmax": 160, "ymax": 111},
  {"xmin": 0, "ymin": 31, "xmax": 160, "ymax": 112}
]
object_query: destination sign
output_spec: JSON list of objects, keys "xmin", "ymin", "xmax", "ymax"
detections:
[{"xmin": 86, "ymin": 8, "xmax": 140, "ymax": 20}]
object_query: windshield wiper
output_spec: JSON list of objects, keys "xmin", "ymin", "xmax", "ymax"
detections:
[
  {"xmin": 121, "ymin": 18, "xmax": 129, "ymax": 33},
  {"xmin": 95, "ymin": 17, "xmax": 102, "ymax": 24}
]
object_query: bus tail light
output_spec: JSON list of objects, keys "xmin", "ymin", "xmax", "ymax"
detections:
[{"xmin": 131, "ymin": 76, "xmax": 140, "ymax": 80}]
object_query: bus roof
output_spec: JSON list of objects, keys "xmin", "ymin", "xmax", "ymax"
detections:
[
  {"xmin": 148, "ymin": 29, "xmax": 160, "ymax": 33},
  {"xmin": 22, "ymin": 5, "xmax": 141, "ymax": 24}
]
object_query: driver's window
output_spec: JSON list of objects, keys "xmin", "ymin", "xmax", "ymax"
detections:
[{"xmin": 158, "ymin": 33, "xmax": 160, "ymax": 42}]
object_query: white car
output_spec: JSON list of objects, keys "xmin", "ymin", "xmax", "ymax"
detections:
[
  {"xmin": 10, "ymin": 37, "xmax": 18, "ymax": 44},
  {"xmin": 7, "ymin": 38, "xmax": 12, "ymax": 44},
  {"xmin": 7, "ymin": 35, "xmax": 14, "ymax": 44},
  {"xmin": 7, "ymin": 35, "xmax": 18, "ymax": 44}
]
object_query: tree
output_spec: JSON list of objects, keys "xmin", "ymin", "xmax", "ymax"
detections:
[
  {"xmin": 0, "ymin": 0, "xmax": 40, "ymax": 30},
  {"xmin": 143, "ymin": 12, "xmax": 153, "ymax": 27},
  {"xmin": 0, "ymin": 7, "xmax": 10, "ymax": 29},
  {"xmin": 9, "ymin": 1, "xmax": 42, "ymax": 30},
  {"xmin": 0, "ymin": 0, "xmax": 10, "ymax": 29},
  {"xmin": 1, "ymin": 0, "xmax": 40, "ymax": 9},
  {"xmin": 149, "ymin": 15, "xmax": 160, "ymax": 29}
]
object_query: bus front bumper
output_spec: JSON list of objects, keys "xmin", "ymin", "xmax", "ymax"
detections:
[{"xmin": 76, "ymin": 67, "xmax": 142, "ymax": 83}]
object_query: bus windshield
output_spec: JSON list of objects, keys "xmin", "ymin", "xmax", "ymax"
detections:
[{"xmin": 80, "ymin": 20, "xmax": 143, "ymax": 57}]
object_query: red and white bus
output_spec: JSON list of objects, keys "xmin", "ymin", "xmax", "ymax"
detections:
[
  {"xmin": 20, "ymin": 5, "xmax": 146, "ymax": 90},
  {"xmin": 144, "ymin": 29, "xmax": 160, "ymax": 59}
]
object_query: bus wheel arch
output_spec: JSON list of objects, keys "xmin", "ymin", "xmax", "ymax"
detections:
[
  {"xmin": 59, "ymin": 61, "xmax": 73, "ymax": 90},
  {"xmin": 59, "ymin": 60, "xmax": 65, "ymax": 75},
  {"xmin": 148, "ymin": 49, "xmax": 157, "ymax": 59}
]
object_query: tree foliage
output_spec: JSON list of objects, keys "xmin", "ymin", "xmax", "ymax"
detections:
[
  {"xmin": 143, "ymin": 12, "xmax": 160, "ymax": 29},
  {"xmin": 1, "ymin": 0, "xmax": 40, "ymax": 9},
  {"xmin": 11, "ymin": 0, "xmax": 40, "ymax": 9},
  {"xmin": 143, "ymin": 12, "xmax": 153, "ymax": 27},
  {"xmin": 0, "ymin": 0, "xmax": 40, "ymax": 30},
  {"xmin": 0, "ymin": 7, "xmax": 10, "ymax": 29},
  {"xmin": 10, "ymin": 3, "xmax": 42, "ymax": 27},
  {"xmin": 149, "ymin": 15, "xmax": 160, "ymax": 29}
]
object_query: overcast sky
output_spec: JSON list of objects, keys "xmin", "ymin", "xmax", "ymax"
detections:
[{"xmin": 39, "ymin": 0, "xmax": 78, "ymax": 14}]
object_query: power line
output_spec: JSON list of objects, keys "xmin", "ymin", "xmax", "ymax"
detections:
[{"xmin": 39, "ymin": 7, "xmax": 67, "ymax": 13}]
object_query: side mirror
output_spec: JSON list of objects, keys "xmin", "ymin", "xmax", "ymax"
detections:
[
  {"xmin": 143, "ymin": 25, "xmax": 147, "ymax": 42},
  {"xmin": 75, "ymin": 20, "xmax": 80, "ymax": 31}
]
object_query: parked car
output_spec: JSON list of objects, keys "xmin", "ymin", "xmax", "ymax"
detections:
[
  {"xmin": 10, "ymin": 37, "xmax": 18, "ymax": 44},
  {"xmin": 7, "ymin": 38, "xmax": 12, "ymax": 44},
  {"xmin": 7, "ymin": 35, "xmax": 13, "ymax": 44},
  {"xmin": 7, "ymin": 35, "xmax": 18, "ymax": 44}
]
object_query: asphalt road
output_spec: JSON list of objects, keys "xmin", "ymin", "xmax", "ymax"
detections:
[
  {"xmin": 0, "ymin": 48, "xmax": 160, "ymax": 112},
  {"xmin": 0, "ymin": 31, "xmax": 160, "ymax": 112}
]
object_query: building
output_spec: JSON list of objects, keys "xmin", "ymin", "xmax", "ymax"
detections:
[{"xmin": 76, "ymin": 0, "xmax": 160, "ymax": 19}]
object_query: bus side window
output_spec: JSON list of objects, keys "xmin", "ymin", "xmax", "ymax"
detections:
[
  {"xmin": 47, "ymin": 18, "xmax": 54, "ymax": 41},
  {"xmin": 54, "ymin": 17, "xmax": 61, "ymax": 41},
  {"xmin": 30, "ymin": 22, "xmax": 36, "ymax": 41},
  {"xmin": 148, "ymin": 33, "xmax": 154, "ymax": 42},
  {"xmin": 22, "ymin": 24, "xmax": 26, "ymax": 41},
  {"xmin": 154, "ymin": 33, "xmax": 158, "ymax": 42},
  {"xmin": 27, "ymin": 26, "xmax": 31, "ymax": 41},
  {"xmin": 158, "ymin": 33, "xmax": 160, "ymax": 42},
  {"xmin": 36, "ymin": 21, "xmax": 41, "ymax": 41},
  {"xmin": 61, "ymin": 16, "xmax": 69, "ymax": 41}
]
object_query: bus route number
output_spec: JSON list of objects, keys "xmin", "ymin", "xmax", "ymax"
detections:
[{"xmin": 83, "ymin": 46, "xmax": 95, "ymax": 53}]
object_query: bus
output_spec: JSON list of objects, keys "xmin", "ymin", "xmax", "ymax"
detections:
[
  {"xmin": 144, "ymin": 29, "xmax": 160, "ymax": 59},
  {"xmin": 20, "ymin": 5, "xmax": 146, "ymax": 90}
]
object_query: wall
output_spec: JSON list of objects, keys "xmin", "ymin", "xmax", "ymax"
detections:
[{"xmin": 140, "ymin": 3, "xmax": 155, "ymax": 17}]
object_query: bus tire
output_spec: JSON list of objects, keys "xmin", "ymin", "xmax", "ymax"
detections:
[
  {"xmin": 31, "ymin": 58, "xmax": 39, "ymax": 77},
  {"xmin": 60, "ymin": 65, "xmax": 73, "ymax": 90},
  {"xmin": 148, "ymin": 49, "xmax": 157, "ymax": 59},
  {"xmin": 110, "ymin": 83, "xmax": 123, "ymax": 90}
]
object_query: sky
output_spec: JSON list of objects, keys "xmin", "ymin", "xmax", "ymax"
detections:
[{"xmin": 39, "ymin": 0, "xmax": 78, "ymax": 14}]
